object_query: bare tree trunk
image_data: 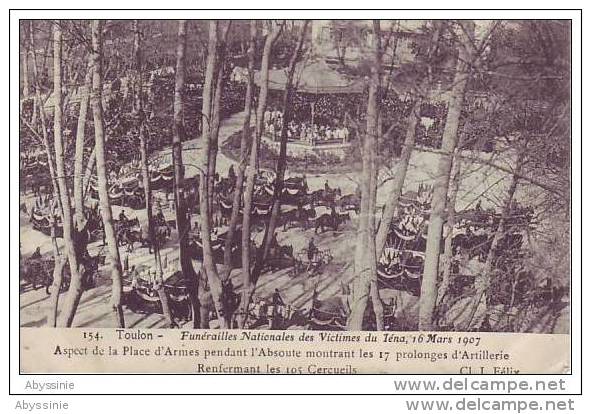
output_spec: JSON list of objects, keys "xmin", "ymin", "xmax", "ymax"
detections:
[
  {"xmin": 52, "ymin": 21, "xmax": 84, "ymax": 328},
  {"xmin": 22, "ymin": 25, "xmax": 30, "ymax": 98},
  {"xmin": 82, "ymin": 147, "xmax": 96, "ymax": 200},
  {"xmin": 375, "ymin": 22, "xmax": 442, "ymax": 264},
  {"xmin": 73, "ymin": 65, "xmax": 92, "ymax": 230},
  {"xmin": 206, "ymin": 22, "xmax": 232, "ymax": 217},
  {"xmin": 367, "ymin": 118, "xmax": 383, "ymax": 330},
  {"xmin": 29, "ymin": 22, "xmax": 61, "ymax": 211},
  {"xmin": 26, "ymin": 21, "xmax": 37, "ymax": 119},
  {"xmin": 132, "ymin": 20, "xmax": 152, "ymax": 248},
  {"xmin": 207, "ymin": 63, "xmax": 223, "ymax": 215},
  {"xmin": 132, "ymin": 19, "xmax": 174, "ymax": 327},
  {"xmin": 89, "ymin": 19, "xmax": 125, "ymax": 328},
  {"xmin": 225, "ymin": 20, "xmax": 257, "ymax": 328},
  {"xmin": 41, "ymin": 34, "xmax": 51, "ymax": 90},
  {"xmin": 241, "ymin": 21, "xmax": 283, "ymax": 324},
  {"xmin": 28, "ymin": 22, "xmax": 66, "ymax": 326},
  {"xmin": 419, "ymin": 22, "xmax": 473, "ymax": 331},
  {"xmin": 47, "ymin": 255, "xmax": 67, "ymax": 327},
  {"xmin": 374, "ymin": 99, "xmax": 421, "ymax": 259},
  {"xmin": 348, "ymin": 147, "xmax": 371, "ymax": 330},
  {"xmin": 253, "ymin": 20, "xmax": 309, "ymax": 285},
  {"xmin": 171, "ymin": 20, "xmax": 200, "ymax": 328},
  {"xmin": 348, "ymin": 20, "xmax": 382, "ymax": 331},
  {"xmin": 31, "ymin": 94, "xmax": 37, "ymax": 126},
  {"xmin": 223, "ymin": 20, "xmax": 256, "ymax": 281},
  {"xmin": 199, "ymin": 21, "xmax": 228, "ymax": 328},
  {"xmin": 37, "ymin": 105, "xmax": 62, "ymax": 213},
  {"xmin": 436, "ymin": 151, "xmax": 461, "ymax": 309},
  {"xmin": 46, "ymin": 207, "xmax": 66, "ymax": 327},
  {"xmin": 465, "ymin": 155, "xmax": 522, "ymax": 329}
]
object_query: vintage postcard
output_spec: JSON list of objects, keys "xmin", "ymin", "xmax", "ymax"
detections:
[{"xmin": 17, "ymin": 17, "xmax": 572, "ymax": 375}]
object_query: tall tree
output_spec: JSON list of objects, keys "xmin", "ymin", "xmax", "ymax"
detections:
[
  {"xmin": 240, "ymin": 20, "xmax": 284, "ymax": 324},
  {"xmin": 89, "ymin": 19, "xmax": 125, "ymax": 328},
  {"xmin": 73, "ymin": 64, "xmax": 92, "ymax": 230},
  {"xmin": 51, "ymin": 21, "xmax": 84, "ymax": 328},
  {"xmin": 132, "ymin": 19, "xmax": 174, "ymax": 327},
  {"xmin": 374, "ymin": 22, "xmax": 443, "ymax": 261},
  {"xmin": 198, "ymin": 20, "xmax": 231, "ymax": 328},
  {"xmin": 347, "ymin": 20, "xmax": 383, "ymax": 331},
  {"xmin": 171, "ymin": 20, "xmax": 201, "ymax": 327},
  {"xmin": 206, "ymin": 22, "xmax": 232, "ymax": 216},
  {"xmin": 82, "ymin": 148, "xmax": 97, "ymax": 200},
  {"xmin": 21, "ymin": 22, "xmax": 30, "ymax": 98},
  {"xmin": 465, "ymin": 148, "xmax": 525, "ymax": 329},
  {"xmin": 418, "ymin": 21, "xmax": 475, "ymax": 330},
  {"xmin": 28, "ymin": 21, "xmax": 61, "ymax": 213},
  {"xmin": 436, "ymin": 150, "xmax": 462, "ymax": 310},
  {"xmin": 23, "ymin": 21, "xmax": 66, "ymax": 327},
  {"xmin": 252, "ymin": 20, "xmax": 309, "ymax": 286},
  {"xmin": 224, "ymin": 20, "xmax": 257, "ymax": 327},
  {"xmin": 223, "ymin": 20, "xmax": 256, "ymax": 276}
]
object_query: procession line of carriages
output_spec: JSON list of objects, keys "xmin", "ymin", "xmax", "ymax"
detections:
[
  {"xmin": 375, "ymin": 186, "xmax": 563, "ymax": 324},
  {"xmin": 87, "ymin": 164, "xmax": 177, "ymax": 210},
  {"xmin": 20, "ymin": 252, "xmax": 104, "ymax": 295},
  {"xmin": 22, "ymin": 160, "xmax": 557, "ymax": 330},
  {"xmin": 114, "ymin": 171, "xmax": 360, "ymax": 329}
]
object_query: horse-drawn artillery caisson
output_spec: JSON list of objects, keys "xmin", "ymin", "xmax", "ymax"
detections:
[
  {"xmin": 20, "ymin": 251, "xmax": 102, "ymax": 295},
  {"xmin": 377, "ymin": 184, "xmax": 547, "ymax": 318},
  {"xmin": 123, "ymin": 269, "xmax": 191, "ymax": 326},
  {"xmin": 88, "ymin": 163, "xmax": 176, "ymax": 209},
  {"xmin": 20, "ymin": 255, "xmax": 58, "ymax": 293},
  {"xmin": 30, "ymin": 210, "xmax": 63, "ymax": 238},
  {"xmin": 377, "ymin": 249, "xmax": 423, "ymax": 296},
  {"xmin": 20, "ymin": 153, "xmax": 51, "ymax": 196},
  {"xmin": 187, "ymin": 229, "xmax": 244, "ymax": 269},
  {"xmin": 307, "ymin": 288, "xmax": 398, "ymax": 331}
]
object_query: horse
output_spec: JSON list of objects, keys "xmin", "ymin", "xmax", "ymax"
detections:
[
  {"xmin": 153, "ymin": 224, "xmax": 171, "ymax": 247},
  {"xmin": 282, "ymin": 307, "xmax": 310, "ymax": 329},
  {"xmin": 118, "ymin": 228, "xmax": 144, "ymax": 252},
  {"xmin": 281, "ymin": 204, "xmax": 314, "ymax": 230},
  {"xmin": 264, "ymin": 244, "xmax": 296, "ymax": 272},
  {"xmin": 313, "ymin": 206, "xmax": 347, "ymax": 234},
  {"xmin": 115, "ymin": 217, "xmax": 140, "ymax": 244},
  {"xmin": 116, "ymin": 218, "xmax": 139, "ymax": 246},
  {"xmin": 115, "ymin": 217, "xmax": 140, "ymax": 232},
  {"xmin": 20, "ymin": 257, "xmax": 51, "ymax": 291},
  {"xmin": 140, "ymin": 223, "xmax": 171, "ymax": 253}
]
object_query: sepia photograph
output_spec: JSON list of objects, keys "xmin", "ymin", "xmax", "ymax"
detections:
[{"xmin": 18, "ymin": 18, "xmax": 571, "ymax": 338}]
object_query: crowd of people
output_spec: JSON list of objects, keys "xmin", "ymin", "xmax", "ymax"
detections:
[{"xmin": 263, "ymin": 108, "xmax": 351, "ymax": 146}]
